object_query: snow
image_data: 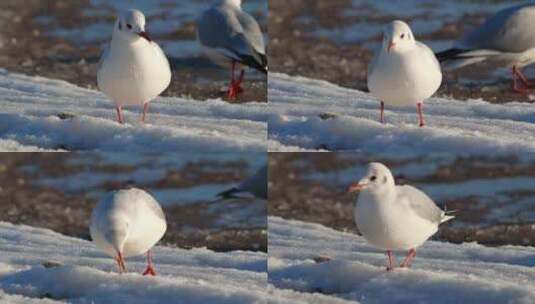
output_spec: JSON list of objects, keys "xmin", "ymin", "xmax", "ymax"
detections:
[
  {"xmin": 0, "ymin": 222, "xmax": 268, "ymax": 303},
  {"xmin": 268, "ymin": 216, "xmax": 535, "ymax": 304},
  {"xmin": 0, "ymin": 69, "xmax": 267, "ymax": 152},
  {"xmin": 268, "ymin": 73, "xmax": 535, "ymax": 153}
]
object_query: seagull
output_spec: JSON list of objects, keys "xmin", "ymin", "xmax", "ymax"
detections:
[
  {"xmin": 436, "ymin": 4, "xmax": 535, "ymax": 93},
  {"xmin": 90, "ymin": 188, "xmax": 167, "ymax": 276},
  {"xmin": 217, "ymin": 166, "xmax": 267, "ymax": 200},
  {"xmin": 97, "ymin": 9, "xmax": 171, "ymax": 124},
  {"xmin": 368, "ymin": 20, "xmax": 442, "ymax": 127},
  {"xmin": 197, "ymin": 0, "xmax": 267, "ymax": 100},
  {"xmin": 348, "ymin": 162, "xmax": 454, "ymax": 271}
]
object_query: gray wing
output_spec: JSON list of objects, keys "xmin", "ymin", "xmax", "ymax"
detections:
[
  {"xmin": 459, "ymin": 4, "xmax": 535, "ymax": 52},
  {"xmin": 217, "ymin": 166, "xmax": 267, "ymax": 200},
  {"xmin": 97, "ymin": 43, "xmax": 110, "ymax": 73},
  {"xmin": 236, "ymin": 9, "xmax": 265, "ymax": 55},
  {"xmin": 197, "ymin": 5, "xmax": 267, "ymax": 73},
  {"xmin": 397, "ymin": 185, "xmax": 444, "ymax": 224},
  {"xmin": 238, "ymin": 166, "xmax": 267, "ymax": 199}
]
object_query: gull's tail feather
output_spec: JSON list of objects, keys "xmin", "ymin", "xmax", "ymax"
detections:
[
  {"xmin": 436, "ymin": 48, "xmax": 501, "ymax": 70},
  {"xmin": 236, "ymin": 51, "xmax": 267, "ymax": 74},
  {"xmin": 441, "ymin": 206, "xmax": 456, "ymax": 223},
  {"xmin": 217, "ymin": 187, "xmax": 243, "ymax": 199}
]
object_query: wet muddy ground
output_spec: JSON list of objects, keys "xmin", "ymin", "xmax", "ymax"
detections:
[
  {"xmin": 0, "ymin": 0, "xmax": 267, "ymax": 103},
  {"xmin": 269, "ymin": 0, "xmax": 535, "ymax": 103},
  {"xmin": 0, "ymin": 153, "xmax": 267, "ymax": 252},
  {"xmin": 268, "ymin": 153, "xmax": 535, "ymax": 246}
]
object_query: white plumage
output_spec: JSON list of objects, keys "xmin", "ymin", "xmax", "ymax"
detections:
[
  {"xmin": 349, "ymin": 162, "xmax": 453, "ymax": 271},
  {"xmin": 368, "ymin": 20, "xmax": 442, "ymax": 127},
  {"xmin": 97, "ymin": 9, "xmax": 171, "ymax": 124},
  {"xmin": 90, "ymin": 188, "xmax": 167, "ymax": 275}
]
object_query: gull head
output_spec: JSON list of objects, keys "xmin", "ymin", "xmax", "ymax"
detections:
[
  {"xmin": 347, "ymin": 162, "xmax": 395, "ymax": 193},
  {"xmin": 114, "ymin": 9, "xmax": 152, "ymax": 43},
  {"xmin": 382, "ymin": 20, "xmax": 415, "ymax": 53}
]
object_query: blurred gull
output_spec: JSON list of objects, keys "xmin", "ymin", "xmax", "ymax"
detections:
[
  {"xmin": 348, "ymin": 163, "xmax": 454, "ymax": 271},
  {"xmin": 197, "ymin": 0, "xmax": 267, "ymax": 100},
  {"xmin": 368, "ymin": 21, "xmax": 442, "ymax": 127},
  {"xmin": 98, "ymin": 9, "xmax": 171, "ymax": 124},
  {"xmin": 436, "ymin": 4, "xmax": 535, "ymax": 93},
  {"xmin": 90, "ymin": 188, "xmax": 167, "ymax": 275},
  {"xmin": 218, "ymin": 166, "xmax": 267, "ymax": 200}
]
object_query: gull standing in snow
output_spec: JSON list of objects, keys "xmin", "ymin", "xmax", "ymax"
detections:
[
  {"xmin": 217, "ymin": 166, "xmax": 267, "ymax": 200},
  {"xmin": 98, "ymin": 9, "xmax": 171, "ymax": 124},
  {"xmin": 197, "ymin": 0, "xmax": 267, "ymax": 100},
  {"xmin": 348, "ymin": 163, "xmax": 454, "ymax": 271},
  {"xmin": 436, "ymin": 4, "xmax": 535, "ymax": 93},
  {"xmin": 368, "ymin": 20, "xmax": 442, "ymax": 127},
  {"xmin": 90, "ymin": 188, "xmax": 167, "ymax": 276}
]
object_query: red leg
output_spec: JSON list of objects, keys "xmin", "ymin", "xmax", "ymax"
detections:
[
  {"xmin": 513, "ymin": 66, "xmax": 532, "ymax": 92},
  {"xmin": 380, "ymin": 101, "xmax": 385, "ymax": 124},
  {"xmin": 116, "ymin": 251, "xmax": 127, "ymax": 273},
  {"xmin": 116, "ymin": 106, "xmax": 124, "ymax": 124},
  {"xmin": 142, "ymin": 250, "xmax": 157, "ymax": 276},
  {"xmin": 235, "ymin": 69, "xmax": 245, "ymax": 93},
  {"xmin": 227, "ymin": 61, "xmax": 238, "ymax": 100},
  {"xmin": 386, "ymin": 250, "xmax": 395, "ymax": 271},
  {"xmin": 417, "ymin": 102, "xmax": 425, "ymax": 127},
  {"xmin": 141, "ymin": 102, "xmax": 149, "ymax": 123},
  {"xmin": 400, "ymin": 249, "xmax": 417, "ymax": 268}
]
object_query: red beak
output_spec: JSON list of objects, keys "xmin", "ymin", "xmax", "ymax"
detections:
[
  {"xmin": 387, "ymin": 41, "xmax": 395, "ymax": 52},
  {"xmin": 138, "ymin": 31, "xmax": 152, "ymax": 42},
  {"xmin": 347, "ymin": 182, "xmax": 366, "ymax": 193}
]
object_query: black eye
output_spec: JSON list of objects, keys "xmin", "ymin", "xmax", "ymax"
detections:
[
  {"xmin": 370, "ymin": 176, "xmax": 377, "ymax": 181},
  {"xmin": 400, "ymin": 34, "xmax": 405, "ymax": 39},
  {"xmin": 127, "ymin": 24, "xmax": 132, "ymax": 29}
]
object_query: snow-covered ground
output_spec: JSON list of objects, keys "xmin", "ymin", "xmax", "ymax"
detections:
[
  {"xmin": 0, "ymin": 70, "xmax": 267, "ymax": 152},
  {"xmin": 0, "ymin": 222, "xmax": 268, "ymax": 303},
  {"xmin": 268, "ymin": 216, "xmax": 535, "ymax": 304},
  {"xmin": 268, "ymin": 73, "xmax": 535, "ymax": 153}
]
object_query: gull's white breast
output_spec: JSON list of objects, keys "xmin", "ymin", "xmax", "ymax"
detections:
[
  {"xmin": 368, "ymin": 43, "xmax": 442, "ymax": 107},
  {"xmin": 97, "ymin": 40, "xmax": 171, "ymax": 106}
]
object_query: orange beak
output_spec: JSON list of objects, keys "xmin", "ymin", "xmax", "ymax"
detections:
[
  {"xmin": 347, "ymin": 182, "xmax": 366, "ymax": 193},
  {"xmin": 387, "ymin": 41, "xmax": 396, "ymax": 52}
]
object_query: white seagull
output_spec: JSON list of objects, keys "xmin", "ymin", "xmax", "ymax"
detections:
[
  {"xmin": 436, "ymin": 4, "xmax": 535, "ymax": 93},
  {"xmin": 90, "ymin": 188, "xmax": 167, "ymax": 275},
  {"xmin": 97, "ymin": 9, "xmax": 171, "ymax": 124},
  {"xmin": 368, "ymin": 20, "xmax": 442, "ymax": 127},
  {"xmin": 217, "ymin": 166, "xmax": 267, "ymax": 200},
  {"xmin": 348, "ymin": 162, "xmax": 454, "ymax": 271},
  {"xmin": 197, "ymin": 0, "xmax": 267, "ymax": 100}
]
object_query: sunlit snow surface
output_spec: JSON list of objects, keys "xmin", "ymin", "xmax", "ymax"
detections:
[
  {"xmin": 0, "ymin": 222, "xmax": 268, "ymax": 304},
  {"xmin": 0, "ymin": 70, "xmax": 267, "ymax": 152},
  {"xmin": 268, "ymin": 216, "xmax": 535, "ymax": 304},
  {"xmin": 268, "ymin": 73, "xmax": 535, "ymax": 153}
]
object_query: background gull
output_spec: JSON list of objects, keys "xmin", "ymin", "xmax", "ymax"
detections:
[
  {"xmin": 197, "ymin": 0, "xmax": 267, "ymax": 100},
  {"xmin": 436, "ymin": 4, "xmax": 535, "ymax": 93}
]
